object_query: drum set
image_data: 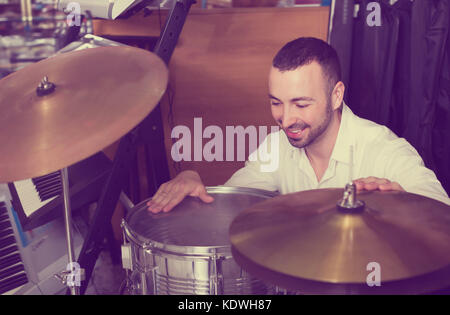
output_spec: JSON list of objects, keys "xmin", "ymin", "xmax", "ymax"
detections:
[
  {"xmin": 121, "ymin": 183, "xmax": 450, "ymax": 295},
  {"xmin": 0, "ymin": 40, "xmax": 450, "ymax": 295}
]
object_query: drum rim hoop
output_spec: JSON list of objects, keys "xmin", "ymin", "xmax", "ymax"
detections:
[{"xmin": 122, "ymin": 186, "xmax": 277, "ymax": 255}]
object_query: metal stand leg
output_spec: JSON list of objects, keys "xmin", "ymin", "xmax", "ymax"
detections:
[
  {"xmin": 62, "ymin": 167, "xmax": 78, "ymax": 295},
  {"xmin": 56, "ymin": 167, "xmax": 85, "ymax": 295}
]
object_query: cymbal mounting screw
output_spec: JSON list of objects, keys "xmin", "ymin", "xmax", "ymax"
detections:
[{"xmin": 36, "ymin": 76, "xmax": 56, "ymax": 96}]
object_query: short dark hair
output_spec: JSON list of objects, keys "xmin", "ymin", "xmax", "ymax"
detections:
[{"xmin": 272, "ymin": 37, "xmax": 342, "ymax": 95}]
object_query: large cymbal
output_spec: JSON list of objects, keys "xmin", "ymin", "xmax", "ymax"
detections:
[
  {"xmin": 0, "ymin": 46, "xmax": 168, "ymax": 182},
  {"xmin": 229, "ymin": 189, "xmax": 450, "ymax": 294}
]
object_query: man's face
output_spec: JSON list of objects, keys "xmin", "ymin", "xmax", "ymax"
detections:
[{"xmin": 269, "ymin": 62, "xmax": 333, "ymax": 149}]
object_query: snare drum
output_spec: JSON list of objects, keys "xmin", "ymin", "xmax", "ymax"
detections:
[{"xmin": 121, "ymin": 186, "xmax": 277, "ymax": 295}]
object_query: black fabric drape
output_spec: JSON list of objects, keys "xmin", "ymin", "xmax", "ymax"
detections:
[
  {"xmin": 389, "ymin": 0, "xmax": 411, "ymax": 137},
  {"xmin": 392, "ymin": 0, "xmax": 450, "ymax": 194},
  {"xmin": 331, "ymin": 0, "xmax": 450, "ymax": 195},
  {"xmin": 401, "ymin": 0, "xmax": 449, "ymax": 171},
  {"xmin": 347, "ymin": 0, "xmax": 400, "ymax": 127},
  {"xmin": 329, "ymin": 0, "xmax": 355, "ymax": 94},
  {"xmin": 432, "ymin": 1, "xmax": 450, "ymax": 194}
]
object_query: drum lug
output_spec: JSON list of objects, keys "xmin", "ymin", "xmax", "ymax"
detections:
[
  {"xmin": 121, "ymin": 243, "xmax": 133, "ymax": 271},
  {"xmin": 142, "ymin": 242, "xmax": 154, "ymax": 252},
  {"xmin": 209, "ymin": 254, "xmax": 224, "ymax": 295}
]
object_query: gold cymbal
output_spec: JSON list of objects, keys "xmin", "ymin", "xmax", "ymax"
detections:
[
  {"xmin": 229, "ymin": 189, "xmax": 450, "ymax": 293},
  {"xmin": 0, "ymin": 46, "xmax": 168, "ymax": 182}
]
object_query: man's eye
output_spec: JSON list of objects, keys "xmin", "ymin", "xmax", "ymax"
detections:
[
  {"xmin": 271, "ymin": 102, "xmax": 281, "ymax": 106},
  {"xmin": 296, "ymin": 104, "xmax": 309, "ymax": 108}
]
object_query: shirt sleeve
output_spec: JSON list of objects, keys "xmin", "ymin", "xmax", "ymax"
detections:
[
  {"xmin": 224, "ymin": 132, "xmax": 280, "ymax": 192},
  {"xmin": 379, "ymin": 138, "xmax": 450, "ymax": 206}
]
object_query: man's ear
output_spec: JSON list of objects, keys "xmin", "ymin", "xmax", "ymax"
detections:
[{"xmin": 331, "ymin": 81, "xmax": 345, "ymax": 111}]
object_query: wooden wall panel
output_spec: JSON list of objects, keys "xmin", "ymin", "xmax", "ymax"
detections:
[
  {"xmin": 161, "ymin": 7, "xmax": 330, "ymax": 185},
  {"xmin": 94, "ymin": 7, "xmax": 330, "ymax": 186}
]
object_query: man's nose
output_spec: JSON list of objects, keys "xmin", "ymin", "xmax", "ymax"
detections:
[{"xmin": 280, "ymin": 105, "xmax": 296, "ymax": 129}]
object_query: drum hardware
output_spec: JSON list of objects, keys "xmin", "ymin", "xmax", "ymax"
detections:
[
  {"xmin": 32, "ymin": 76, "xmax": 83, "ymax": 294},
  {"xmin": 121, "ymin": 186, "xmax": 278, "ymax": 295},
  {"xmin": 35, "ymin": 75, "xmax": 55, "ymax": 95},
  {"xmin": 210, "ymin": 254, "xmax": 219, "ymax": 295},
  {"xmin": 150, "ymin": 264, "xmax": 157, "ymax": 294},
  {"xmin": 59, "ymin": 167, "xmax": 81, "ymax": 295},
  {"xmin": 54, "ymin": 267, "xmax": 86, "ymax": 288},
  {"xmin": 120, "ymin": 220, "xmax": 136, "ymax": 295},
  {"xmin": 337, "ymin": 182, "xmax": 365, "ymax": 213},
  {"xmin": 337, "ymin": 145, "xmax": 364, "ymax": 213},
  {"xmin": 121, "ymin": 220, "xmax": 158, "ymax": 295}
]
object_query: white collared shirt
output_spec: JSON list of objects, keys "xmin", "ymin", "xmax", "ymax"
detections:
[{"xmin": 224, "ymin": 104, "xmax": 450, "ymax": 206}]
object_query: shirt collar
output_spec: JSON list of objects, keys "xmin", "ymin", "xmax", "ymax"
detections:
[{"xmin": 329, "ymin": 102, "xmax": 355, "ymax": 164}]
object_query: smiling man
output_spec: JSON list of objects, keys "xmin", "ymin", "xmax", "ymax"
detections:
[{"xmin": 147, "ymin": 37, "xmax": 450, "ymax": 213}]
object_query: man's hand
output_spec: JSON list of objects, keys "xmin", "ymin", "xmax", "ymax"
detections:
[
  {"xmin": 147, "ymin": 170, "xmax": 214, "ymax": 213},
  {"xmin": 353, "ymin": 177, "xmax": 405, "ymax": 192}
]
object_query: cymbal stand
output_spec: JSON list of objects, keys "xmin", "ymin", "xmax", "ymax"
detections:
[
  {"xmin": 34, "ymin": 75, "xmax": 86, "ymax": 294},
  {"xmin": 55, "ymin": 167, "xmax": 85, "ymax": 295}
]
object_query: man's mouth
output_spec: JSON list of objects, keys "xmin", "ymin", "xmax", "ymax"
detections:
[{"xmin": 285, "ymin": 128, "xmax": 306, "ymax": 140}]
